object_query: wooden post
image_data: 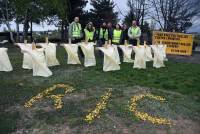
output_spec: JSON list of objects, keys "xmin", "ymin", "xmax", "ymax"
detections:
[
  {"xmin": 45, "ymin": 37, "xmax": 49, "ymax": 43},
  {"xmin": 24, "ymin": 40, "xmax": 27, "ymax": 44}
]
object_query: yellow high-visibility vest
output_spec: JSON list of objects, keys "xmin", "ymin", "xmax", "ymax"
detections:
[
  {"xmin": 112, "ymin": 29, "xmax": 122, "ymax": 44},
  {"xmin": 72, "ymin": 23, "xmax": 82, "ymax": 38},
  {"xmin": 130, "ymin": 26, "xmax": 139, "ymax": 37},
  {"xmin": 99, "ymin": 28, "xmax": 108, "ymax": 40},
  {"xmin": 84, "ymin": 29, "xmax": 94, "ymax": 41}
]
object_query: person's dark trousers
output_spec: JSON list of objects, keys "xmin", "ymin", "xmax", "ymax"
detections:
[
  {"xmin": 88, "ymin": 39, "xmax": 94, "ymax": 43},
  {"xmin": 96, "ymin": 38, "xmax": 106, "ymax": 63},
  {"xmin": 129, "ymin": 39, "xmax": 138, "ymax": 46},
  {"xmin": 71, "ymin": 38, "xmax": 81, "ymax": 44},
  {"xmin": 97, "ymin": 38, "xmax": 105, "ymax": 56}
]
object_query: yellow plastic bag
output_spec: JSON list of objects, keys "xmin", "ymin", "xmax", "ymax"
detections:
[
  {"xmin": 78, "ymin": 42, "xmax": 96, "ymax": 67},
  {"xmin": 17, "ymin": 43, "xmax": 33, "ymax": 69},
  {"xmin": 151, "ymin": 45, "xmax": 165, "ymax": 68},
  {"xmin": 133, "ymin": 46, "xmax": 146, "ymax": 69},
  {"xmin": 38, "ymin": 43, "xmax": 60, "ymax": 67},
  {"xmin": 118, "ymin": 45, "xmax": 134, "ymax": 63},
  {"xmin": 19, "ymin": 45, "xmax": 52, "ymax": 77},
  {"xmin": 0, "ymin": 48, "xmax": 13, "ymax": 72},
  {"xmin": 98, "ymin": 46, "xmax": 120, "ymax": 72},
  {"xmin": 62, "ymin": 44, "xmax": 81, "ymax": 65}
]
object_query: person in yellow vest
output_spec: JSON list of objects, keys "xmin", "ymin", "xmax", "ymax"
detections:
[
  {"xmin": 97, "ymin": 22, "xmax": 108, "ymax": 46},
  {"xmin": 111, "ymin": 24, "xmax": 123, "ymax": 45},
  {"xmin": 128, "ymin": 20, "xmax": 141, "ymax": 46},
  {"xmin": 68, "ymin": 17, "xmax": 83, "ymax": 44},
  {"xmin": 97, "ymin": 22, "xmax": 109, "ymax": 57},
  {"xmin": 84, "ymin": 22, "xmax": 96, "ymax": 43}
]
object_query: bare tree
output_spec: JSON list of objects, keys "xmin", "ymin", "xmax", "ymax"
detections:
[
  {"xmin": 149, "ymin": 0, "xmax": 200, "ymax": 32},
  {"xmin": 124, "ymin": 0, "xmax": 150, "ymax": 30}
]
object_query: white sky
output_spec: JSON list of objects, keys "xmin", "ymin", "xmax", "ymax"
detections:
[{"xmin": 0, "ymin": 0, "xmax": 199, "ymax": 32}]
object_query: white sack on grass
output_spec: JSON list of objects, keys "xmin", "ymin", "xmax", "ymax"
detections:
[
  {"xmin": 151, "ymin": 45, "xmax": 165, "ymax": 68},
  {"xmin": 20, "ymin": 47, "xmax": 52, "ymax": 77},
  {"xmin": 141, "ymin": 45, "xmax": 153, "ymax": 61},
  {"xmin": 112, "ymin": 45, "xmax": 121, "ymax": 64},
  {"xmin": 17, "ymin": 43, "xmax": 33, "ymax": 69},
  {"xmin": 158, "ymin": 44, "xmax": 168, "ymax": 61},
  {"xmin": 37, "ymin": 43, "xmax": 60, "ymax": 67},
  {"xmin": 0, "ymin": 48, "xmax": 13, "ymax": 72},
  {"xmin": 62, "ymin": 44, "xmax": 81, "ymax": 65},
  {"xmin": 31, "ymin": 48, "xmax": 52, "ymax": 77},
  {"xmin": 118, "ymin": 45, "xmax": 134, "ymax": 63},
  {"xmin": 98, "ymin": 46, "xmax": 120, "ymax": 72},
  {"xmin": 133, "ymin": 46, "xmax": 146, "ymax": 69},
  {"xmin": 78, "ymin": 42, "xmax": 96, "ymax": 67}
]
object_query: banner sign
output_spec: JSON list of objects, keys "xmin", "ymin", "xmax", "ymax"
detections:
[{"xmin": 153, "ymin": 31, "xmax": 193, "ymax": 55}]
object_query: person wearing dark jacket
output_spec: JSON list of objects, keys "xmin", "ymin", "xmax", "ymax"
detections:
[
  {"xmin": 107, "ymin": 22, "xmax": 114, "ymax": 44},
  {"xmin": 122, "ymin": 24, "xmax": 129, "ymax": 45}
]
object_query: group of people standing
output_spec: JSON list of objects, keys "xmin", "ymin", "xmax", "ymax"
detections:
[{"xmin": 68, "ymin": 16, "xmax": 141, "ymax": 47}]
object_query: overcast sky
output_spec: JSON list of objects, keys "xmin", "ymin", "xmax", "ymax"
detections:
[{"xmin": 0, "ymin": 0, "xmax": 199, "ymax": 32}]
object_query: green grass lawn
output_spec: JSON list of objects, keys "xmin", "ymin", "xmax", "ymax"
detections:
[{"xmin": 0, "ymin": 46, "xmax": 200, "ymax": 134}]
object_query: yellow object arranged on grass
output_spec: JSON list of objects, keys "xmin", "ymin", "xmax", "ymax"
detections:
[
  {"xmin": 129, "ymin": 93, "xmax": 171, "ymax": 125},
  {"xmin": 24, "ymin": 84, "xmax": 75, "ymax": 109},
  {"xmin": 85, "ymin": 88, "xmax": 112, "ymax": 123}
]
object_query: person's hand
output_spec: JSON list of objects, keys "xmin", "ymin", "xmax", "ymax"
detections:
[{"xmin": 85, "ymin": 39, "xmax": 88, "ymax": 45}]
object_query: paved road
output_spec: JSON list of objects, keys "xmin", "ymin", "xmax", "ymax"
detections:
[{"xmin": 167, "ymin": 51, "xmax": 200, "ymax": 64}]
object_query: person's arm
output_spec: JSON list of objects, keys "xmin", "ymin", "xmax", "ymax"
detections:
[
  {"xmin": 108, "ymin": 29, "xmax": 113, "ymax": 44},
  {"xmin": 95, "ymin": 29, "xmax": 99, "ymax": 40},
  {"xmin": 120, "ymin": 31, "xmax": 123, "ymax": 45},
  {"xmin": 135, "ymin": 27, "xmax": 141, "ymax": 38},
  {"xmin": 83, "ymin": 29, "xmax": 87, "ymax": 43},
  {"xmin": 108, "ymin": 29, "xmax": 113, "ymax": 40},
  {"xmin": 128, "ymin": 27, "xmax": 133, "ymax": 39},
  {"xmin": 80, "ymin": 24, "xmax": 83, "ymax": 38},
  {"xmin": 93, "ymin": 30, "xmax": 97, "ymax": 42},
  {"xmin": 68, "ymin": 22, "xmax": 73, "ymax": 43}
]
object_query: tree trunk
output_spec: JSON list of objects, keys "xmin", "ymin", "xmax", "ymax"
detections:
[
  {"xmin": 30, "ymin": 20, "xmax": 33, "ymax": 42},
  {"xmin": 2, "ymin": 0, "xmax": 15, "ymax": 43},
  {"xmin": 23, "ymin": 9, "xmax": 29, "ymax": 41},
  {"xmin": 16, "ymin": 16, "xmax": 20, "ymax": 43},
  {"xmin": 140, "ymin": 1, "xmax": 145, "ymax": 32},
  {"xmin": 64, "ymin": 19, "xmax": 68, "ymax": 42},
  {"xmin": 61, "ymin": 20, "xmax": 64, "ymax": 42}
]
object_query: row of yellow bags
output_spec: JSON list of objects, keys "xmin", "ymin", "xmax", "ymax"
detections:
[{"xmin": 0, "ymin": 42, "xmax": 167, "ymax": 77}]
